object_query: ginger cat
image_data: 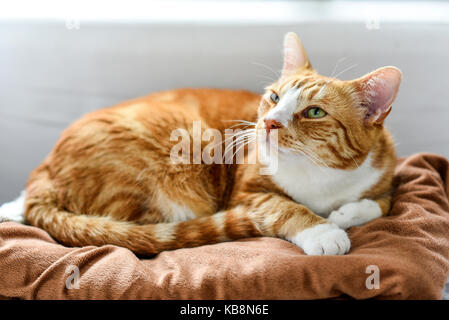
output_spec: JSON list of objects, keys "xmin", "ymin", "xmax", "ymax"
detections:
[{"xmin": 25, "ymin": 32, "xmax": 401, "ymax": 256}]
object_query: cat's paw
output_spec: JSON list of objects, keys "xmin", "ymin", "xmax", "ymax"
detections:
[
  {"xmin": 328, "ymin": 199, "xmax": 382, "ymax": 230},
  {"xmin": 289, "ymin": 223, "xmax": 350, "ymax": 255}
]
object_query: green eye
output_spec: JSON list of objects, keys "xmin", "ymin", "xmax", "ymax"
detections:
[
  {"xmin": 305, "ymin": 107, "xmax": 327, "ymax": 119},
  {"xmin": 270, "ymin": 92, "xmax": 280, "ymax": 103}
]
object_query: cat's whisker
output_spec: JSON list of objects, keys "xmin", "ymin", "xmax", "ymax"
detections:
[
  {"xmin": 282, "ymin": 127, "xmax": 320, "ymax": 167},
  {"xmin": 301, "ymin": 145, "xmax": 330, "ymax": 169},
  {"xmin": 332, "ymin": 63, "xmax": 358, "ymax": 80},
  {"xmin": 221, "ymin": 138, "xmax": 250, "ymax": 157},
  {"xmin": 298, "ymin": 146, "xmax": 323, "ymax": 166},
  {"xmin": 291, "ymin": 140, "xmax": 330, "ymax": 169},
  {"xmin": 223, "ymin": 134, "xmax": 256, "ymax": 161},
  {"xmin": 233, "ymin": 129, "xmax": 256, "ymax": 140},
  {"xmin": 230, "ymin": 136, "xmax": 257, "ymax": 160},
  {"xmin": 230, "ymin": 132, "xmax": 256, "ymax": 148},
  {"xmin": 216, "ymin": 127, "xmax": 256, "ymax": 148},
  {"xmin": 282, "ymin": 127, "xmax": 317, "ymax": 164},
  {"xmin": 223, "ymin": 119, "xmax": 256, "ymax": 125},
  {"xmin": 300, "ymin": 151, "xmax": 320, "ymax": 168},
  {"xmin": 282, "ymin": 124, "xmax": 330, "ymax": 169},
  {"xmin": 228, "ymin": 124, "xmax": 254, "ymax": 130},
  {"xmin": 256, "ymin": 74, "xmax": 278, "ymax": 82},
  {"xmin": 292, "ymin": 145, "xmax": 321, "ymax": 168},
  {"xmin": 277, "ymin": 128, "xmax": 325, "ymax": 169},
  {"xmin": 228, "ymin": 129, "xmax": 257, "ymax": 142},
  {"xmin": 348, "ymin": 154, "xmax": 360, "ymax": 169},
  {"xmin": 251, "ymin": 61, "xmax": 281, "ymax": 80},
  {"xmin": 330, "ymin": 57, "xmax": 348, "ymax": 78},
  {"xmin": 223, "ymin": 130, "xmax": 256, "ymax": 157},
  {"xmin": 207, "ymin": 129, "xmax": 254, "ymax": 153},
  {"xmin": 223, "ymin": 120, "xmax": 256, "ymax": 129},
  {"xmin": 316, "ymin": 79, "xmax": 333, "ymax": 97}
]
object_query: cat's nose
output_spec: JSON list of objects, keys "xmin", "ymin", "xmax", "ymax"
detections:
[{"xmin": 264, "ymin": 119, "xmax": 283, "ymax": 135}]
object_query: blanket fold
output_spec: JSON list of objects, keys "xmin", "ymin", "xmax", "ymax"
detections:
[{"xmin": 1, "ymin": 153, "xmax": 449, "ymax": 299}]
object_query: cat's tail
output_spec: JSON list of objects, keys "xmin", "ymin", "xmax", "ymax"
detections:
[
  {"xmin": 25, "ymin": 168, "xmax": 261, "ymax": 255},
  {"xmin": 25, "ymin": 200, "xmax": 262, "ymax": 255}
]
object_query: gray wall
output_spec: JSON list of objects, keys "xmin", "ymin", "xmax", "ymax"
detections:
[{"xmin": 1, "ymin": 20, "xmax": 449, "ymax": 202}]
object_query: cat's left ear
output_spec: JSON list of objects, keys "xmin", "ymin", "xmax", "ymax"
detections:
[
  {"xmin": 281, "ymin": 32, "xmax": 311, "ymax": 78},
  {"xmin": 355, "ymin": 66, "xmax": 402, "ymax": 124}
]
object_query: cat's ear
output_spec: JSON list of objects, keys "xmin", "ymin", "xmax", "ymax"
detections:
[
  {"xmin": 356, "ymin": 66, "xmax": 402, "ymax": 124},
  {"xmin": 281, "ymin": 32, "xmax": 311, "ymax": 78}
]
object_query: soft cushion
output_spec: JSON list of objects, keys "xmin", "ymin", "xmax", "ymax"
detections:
[{"xmin": 0, "ymin": 153, "xmax": 449, "ymax": 299}]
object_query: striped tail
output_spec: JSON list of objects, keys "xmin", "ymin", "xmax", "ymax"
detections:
[{"xmin": 25, "ymin": 195, "xmax": 262, "ymax": 256}]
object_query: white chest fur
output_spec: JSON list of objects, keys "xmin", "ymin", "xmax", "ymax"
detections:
[{"xmin": 271, "ymin": 152, "xmax": 383, "ymax": 216}]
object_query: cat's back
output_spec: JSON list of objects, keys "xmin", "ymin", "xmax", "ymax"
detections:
[
  {"xmin": 53, "ymin": 88, "xmax": 260, "ymax": 153},
  {"xmin": 27, "ymin": 88, "xmax": 260, "ymax": 219},
  {"xmin": 57, "ymin": 88, "xmax": 258, "ymax": 142},
  {"xmin": 107, "ymin": 88, "xmax": 260, "ymax": 127}
]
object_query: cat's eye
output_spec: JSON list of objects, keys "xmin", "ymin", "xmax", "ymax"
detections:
[
  {"xmin": 304, "ymin": 107, "xmax": 327, "ymax": 119},
  {"xmin": 270, "ymin": 92, "xmax": 280, "ymax": 104}
]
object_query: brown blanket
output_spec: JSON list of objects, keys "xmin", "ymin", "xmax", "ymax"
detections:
[{"xmin": 1, "ymin": 153, "xmax": 449, "ymax": 299}]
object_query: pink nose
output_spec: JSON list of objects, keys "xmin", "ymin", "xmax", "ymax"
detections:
[{"xmin": 264, "ymin": 119, "xmax": 283, "ymax": 135}]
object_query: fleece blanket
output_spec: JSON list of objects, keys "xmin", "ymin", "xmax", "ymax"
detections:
[{"xmin": 0, "ymin": 153, "xmax": 449, "ymax": 300}]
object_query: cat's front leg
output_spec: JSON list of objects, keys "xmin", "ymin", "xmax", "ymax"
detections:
[
  {"xmin": 236, "ymin": 193, "xmax": 350, "ymax": 255},
  {"xmin": 328, "ymin": 197, "xmax": 390, "ymax": 230}
]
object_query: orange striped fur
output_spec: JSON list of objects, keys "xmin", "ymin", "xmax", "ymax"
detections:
[{"xmin": 25, "ymin": 33, "xmax": 401, "ymax": 256}]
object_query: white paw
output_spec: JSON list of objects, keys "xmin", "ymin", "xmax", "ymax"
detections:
[
  {"xmin": 288, "ymin": 223, "xmax": 350, "ymax": 256},
  {"xmin": 328, "ymin": 199, "xmax": 382, "ymax": 230}
]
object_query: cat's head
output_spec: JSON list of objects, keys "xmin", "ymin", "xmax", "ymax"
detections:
[{"xmin": 256, "ymin": 32, "xmax": 401, "ymax": 169}]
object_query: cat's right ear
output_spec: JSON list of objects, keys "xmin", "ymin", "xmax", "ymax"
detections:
[{"xmin": 281, "ymin": 32, "xmax": 311, "ymax": 78}]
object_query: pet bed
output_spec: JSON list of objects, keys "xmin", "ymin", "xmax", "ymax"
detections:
[{"xmin": 0, "ymin": 153, "xmax": 449, "ymax": 299}]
